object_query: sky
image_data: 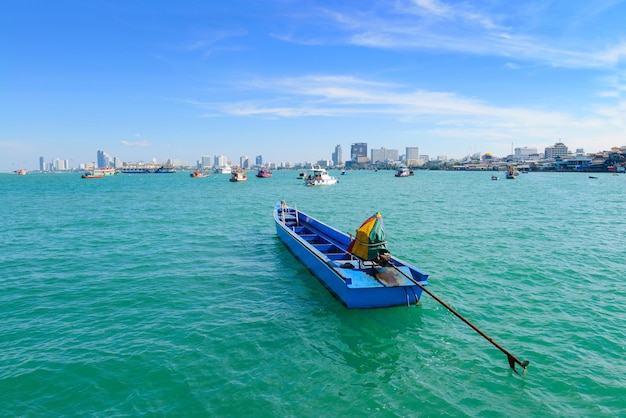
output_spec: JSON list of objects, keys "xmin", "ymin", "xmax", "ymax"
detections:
[{"xmin": 2, "ymin": 0, "xmax": 625, "ymax": 171}]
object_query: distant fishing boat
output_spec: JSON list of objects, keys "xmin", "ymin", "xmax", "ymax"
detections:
[
  {"xmin": 120, "ymin": 164, "xmax": 175, "ymax": 174},
  {"xmin": 229, "ymin": 167, "xmax": 247, "ymax": 182},
  {"xmin": 274, "ymin": 201, "xmax": 428, "ymax": 308},
  {"xmin": 256, "ymin": 169, "xmax": 272, "ymax": 178},
  {"xmin": 13, "ymin": 168, "xmax": 27, "ymax": 175},
  {"xmin": 394, "ymin": 166, "xmax": 413, "ymax": 177},
  {"xmin": 506, "ymin": 166, "xmax": 518, "ymax": 179},
  {"xmin": 81, "ymin": 167, "xmax": 117, "ymax": 178},
  {"xmin": 190, "ymin": 170, "xmax": 210, "ymax": 178}
]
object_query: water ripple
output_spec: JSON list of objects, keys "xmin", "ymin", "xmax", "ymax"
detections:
[{"xmin": 1, "ymin": 171, "xmax": 625, "ymax": 416}]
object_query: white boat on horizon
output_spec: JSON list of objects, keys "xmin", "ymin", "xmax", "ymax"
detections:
[
  {"xmin": 214, "ymin": 165, "xmax": 232, "ymax": 174},
  {"xmin": 394, "ymin": 166, "xmax": 413, "ymax": 177},
  {"xmin": 304, "ymin": 166, "xmax": 338, "ymax": 186}
]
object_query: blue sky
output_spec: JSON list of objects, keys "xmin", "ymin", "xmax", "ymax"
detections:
[{"xmin": 2, "ymin": 0, "xmax": 625, "ymax": 171}]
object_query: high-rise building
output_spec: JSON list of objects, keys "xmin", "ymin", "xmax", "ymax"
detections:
[
  {"xmin": 240, "ymin": 156, "xmax": 249, "ymax": 169},
  {"xmin": 406, "ymin": 147, "xmax": 420, "ymax": 165},
  {"xmin": 39, "ymin": 156, "xmax": 45, "ymax": 171},
  {"xmin": 371, "ymin": 148, "xmax": 384, "ymax": 163},
  {"xmin": 332, "ymin": 145, "xmax": 342, "ymax": 167},
  {"xmin": 544, "ymin": 142, "xmax": 569, "ymax": 159},
  {"xmin": 515, "ymin": 147, "xmax": 538, "ymax": 161},
  {"xmin": 256, "ymin": 155, "xmax": 263, "ymax": 166},
  {"xmin": 351, "ymin": 143, "xmax": 367, "ymax": 162},
  {"xmin": 201, "ymin": 155, "xmax": 212, "ymax": 168},
  {"xmin": 214, "ymin": 155, "xmax": 228, "ymax": 167},
  {"xmin": 371, "ymin": 147, "xmax": 399, "ymax": 163},
  {"xmin": 97, "ymin": 149, "xmax": 112, "ymax": 168},
  {"xmin": 53, "ymin": 158, "xmax": 65, "ymax": 171}
]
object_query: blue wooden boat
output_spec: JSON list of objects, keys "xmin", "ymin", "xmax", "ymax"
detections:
[{"xmin": 274, "ymin": 201, "xmax": 429, "ymax": 308}]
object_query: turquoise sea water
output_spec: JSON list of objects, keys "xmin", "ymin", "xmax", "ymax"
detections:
[{"xmin": 1, "ymin": 170, "xmax": 624, "ymax": 417}]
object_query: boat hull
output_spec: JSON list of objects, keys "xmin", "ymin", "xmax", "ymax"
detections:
[
  {"xmin": 305, "ymin": 178, "xmax": 337, "ymax": 186},
  {"xmin": 274, "ymin": 203, "xmax": 428, "ymax": 308},
  {"xmin": 120, "ymin": 166, "xmax": 175, "ymax": 174},
  {"xmin": 256, "ymin": 170, "xmax": 272, "ymax": 178},
  {"xmin": 81, "ymin": 167, "xmax": 117, "ymax": 178}
]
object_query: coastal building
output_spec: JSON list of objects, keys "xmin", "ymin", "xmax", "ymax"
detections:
[
  {"xmin": 53, "ymin": 158, "xmax": 67, "ymax": 171},
  {"xmin": 97, "ymin": 149, "xmax": 112, "ymax": 168},
  {"xmin": 406, "ymin": 147, "xmax": 420, "ymax": 165},
  {"xmin": 39, "ymin": 156, "xmax": 45, "ymax": 171},
  {"xmin": 544, "ymin": 142, "xmax": 569, "ymax": 159},
  {"xmin": 351, "ymin": 143, "xmax": 367, "ymax": 161},
  {"xmin": 240, "ymin": 156, "xmax": 249, "ymax": 169},
  {"xmin": 514, "ymin": 147, "xmax": 539, "ymax": 162},
  {"xmin": 201, "ymin": 155, "xmax": 212, "ymax": 169},
  {"xmin": 371, "ymin": 147, "xmax": 399, "ymax": 163},
  {"xmin": 332, "ymin": 145, "xmax": 342, "ymax": 167},
  {"xmin": 255, "ymin": 155, "xmax": 263, "ymax": 166},
  {"xmin": 214, "ymin": 155, "xmax": 228, "ymax": 167}
]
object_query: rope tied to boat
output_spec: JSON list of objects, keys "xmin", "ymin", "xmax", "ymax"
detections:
[{"xmin": 353, "ymin": 237, "xmax": 388, "ymax": 247}]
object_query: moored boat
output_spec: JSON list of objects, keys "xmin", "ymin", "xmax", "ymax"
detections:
[
  {"xmin": 274, "ymin": 201, "xmax": 428, "ymax": 308},
  {"xmin": 190, "ymin": 170, "xmax": 210, "ymax": 178},
  {"xmin": 13, "ymin": 168, "xmax": 27, "ymax": 175},
  {"xmin": 81, "ymin": 172, "xmax": 104, "ymax": 179},
  {"xmin": 256, "ymin": 169, "xmax": 272, "ymax": 178},
  {"xmin": 505, "ymin": 166, "xmax": 518, "ymax": 179},
  {"xmin": 394, "ymin": 166, "xmax": 413, "ymax": 177},
  {"xmin": 229, "ymin": 166, "xmax": 247, "ymax": 182},
  {"xmin": 304, "ymin": 166, "xmax": 337, "ymax": 186},
  {"xmin": 81, "ymin": 167, "xmax": 117, "ymax": 178},
  {"xmin": 214, "ymin": 165, "xmax": 232, "ymax": 174},
  {"xmin": 120, "ymin": 164, "xmax": 175, "ymax": 174}
]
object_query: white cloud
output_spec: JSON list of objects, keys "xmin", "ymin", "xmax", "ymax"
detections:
[
  {"xmin": 184, "ymin": 28, "xmax": 247, "ymax": 52},
  {"xmin": 289, "ymin": 1, "xmax": 626, "ymax": 69},
  {"xmin": 187, "ymin": 73, "xmax": 624, "ymax": 153},
  {"xmin": 121, "ymin": 139, "xmax": 151, "ymax": 147}
]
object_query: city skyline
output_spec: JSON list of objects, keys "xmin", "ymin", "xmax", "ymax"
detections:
[
  {"xmin": 2, "ymin": 1, "xmax": 626, "ymax": 172},
  {"xmin": 31, "ymin": 138, "xmax": 622, "ymax": 172}
]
